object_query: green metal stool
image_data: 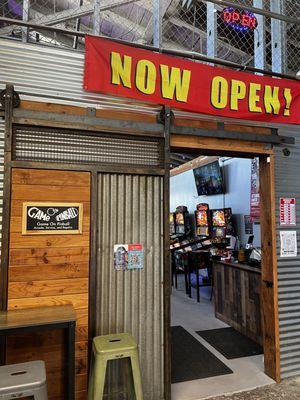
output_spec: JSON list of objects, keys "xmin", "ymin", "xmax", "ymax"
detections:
[{"xmin": 88, "ymin": 332, "xmax": 143, "ymax": 400}]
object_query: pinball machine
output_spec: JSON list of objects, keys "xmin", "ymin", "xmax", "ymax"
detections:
[{"xmin": 195, "ymin": 203, "xmax": 211, "ymax": 238}]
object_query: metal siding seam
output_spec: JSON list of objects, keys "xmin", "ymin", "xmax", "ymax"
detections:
[{"xmin": 275, "ymin": 127, "xmax": 300, "ymax": 378}]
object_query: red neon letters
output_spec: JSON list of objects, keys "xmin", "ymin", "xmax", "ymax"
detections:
[{"xmin": 222, "ymin": 9, "xmax": 257, "ymax": 30}]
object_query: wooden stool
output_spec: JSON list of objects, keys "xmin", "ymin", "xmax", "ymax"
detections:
[
  {"xmin": 88, "ymin": 333, "xmax": 143, "ymax": 400},
  {"xmin": 0, "ymin": 360, "xmax": 48, "ymax": 400}
]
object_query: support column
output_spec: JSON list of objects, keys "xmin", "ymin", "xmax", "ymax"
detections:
[
  {"xmin": 206, "ymin": 2, "xmax": 217, "ymax": 60},
  {"xmin": 153, "ymin": 0, "xmax": 162, "ymax": 47},
  {"xmin": 93, "ymin": 0, "xmax": 101, "ymax": 35},
  {"xmin": 270, "ymin": 0, "xmax": 286, "ymax": 73},
  {"xmin": 22, "ymin": 0, "xmax": 29, "ymax": 42},
  {"xmin": 253, "ymin": 0, "xmax": 266, "ymax": 70}
]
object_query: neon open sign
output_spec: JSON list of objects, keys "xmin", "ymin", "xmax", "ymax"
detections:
[{"xmin": 222, "ymin": 7, "xmax": 258, "ymax": 33}]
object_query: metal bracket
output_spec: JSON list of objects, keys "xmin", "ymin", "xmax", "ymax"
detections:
[
  {"xmin": 86, "ymin": 107, "xmax": 96, "ymax": 117},
  {"xmin": 0, "ymin": 87, "xmax": 20, "ymax": 110},
  {"xmin": 263, "ymin": 280, "xmax": 274, "ymax": 288},
  {"xmin": 157, "ymin": 106, "xmax": 174, "ymax": 125}
]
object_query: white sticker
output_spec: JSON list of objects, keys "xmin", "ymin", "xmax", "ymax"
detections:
[
  {"xmin": 280, "ymin": 230, "xmax": 297, "ymax": 258},
  {"xmin": 280, "ymin": 198, "xmax": 296, "ymax": 226}
]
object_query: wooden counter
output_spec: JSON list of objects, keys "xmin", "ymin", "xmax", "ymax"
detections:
[{"xmin": 213, "ymin": 260, "xmax": 262, "ymax": 345}]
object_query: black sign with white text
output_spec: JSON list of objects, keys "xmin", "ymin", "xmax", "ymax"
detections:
[
  {"xmin": 22, "ymin": 203, "xmax": 83, "ymax": 235},
  {"xmin": 244, "ymin": 215, "xmax": 253, "ymax": 235}
]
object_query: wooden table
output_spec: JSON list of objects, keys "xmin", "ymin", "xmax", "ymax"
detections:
[{"xmin": 0, "ymin": 305, "xmax": 76, "ymax": 400}]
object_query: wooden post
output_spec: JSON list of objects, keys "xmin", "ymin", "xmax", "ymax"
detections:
[{"xmin": 259, "ymin": 155, "xmax": 280, "ymax": 382}]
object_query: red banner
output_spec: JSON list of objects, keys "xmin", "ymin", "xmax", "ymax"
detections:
[{"xmin": 84, "ymin": 35, "xmax": 300, "ymax": 124}]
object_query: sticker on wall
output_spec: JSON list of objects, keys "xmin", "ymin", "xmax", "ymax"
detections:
[
  {"xmin": 127, "ymin": 244, "xmax": 143, "ymax": 270},
  {"xmin": 280, "ymin": 230, "xmax": 297, "ymax": 258},
  {"xmin": 280, "ymin": 198, "xmax": 296, "ymax": 226},
  {"xmin": 114, "ymin": 244, "xmax": 144, "ymax": 271},
  {"xmin": 22, "ymin": 202, "xmax": 83, "ymax": 235},
  {"xmin": 250, "ymin": 158, "xmax": 260, "ymax": 222}
]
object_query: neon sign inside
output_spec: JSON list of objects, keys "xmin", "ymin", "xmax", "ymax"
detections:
[{"xmin": 222, "ymin": 7, "xmax": 258, "ymax": 33}]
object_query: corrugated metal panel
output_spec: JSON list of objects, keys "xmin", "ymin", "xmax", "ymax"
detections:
[
  {"xmin": 96, "ymin": 173, "xmax": 164, "ymax": 400},
  {"xmin": 0, "ymin": 38, "xmax": 159, "ymax": 114},
  {"xmin": 13, "ymin": 125, "xmax": 163, "ymax": 167},
  {"xmin": 275, "ymin": 126, "xmax": 300, "ymax": 378}
]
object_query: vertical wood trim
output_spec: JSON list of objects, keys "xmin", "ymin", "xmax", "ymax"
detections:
[
  {"xmin": 1, "ymin": 84, "xmax": 14, "ymax": 311},
  {"xmin": 163, "ymin": 108, "xmax": 171, "ymax": 400},
  {"xmin": 88, "ymin": 172, "xmax": 98, "ymax": 353},
  {"xmin": 259, "ymin": 155, "xmax": 280, "ymax": 382}
]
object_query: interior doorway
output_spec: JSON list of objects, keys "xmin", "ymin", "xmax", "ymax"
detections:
[{"xmin": 168, "ymin": 139, "xmax": 279, "ymax": 400}]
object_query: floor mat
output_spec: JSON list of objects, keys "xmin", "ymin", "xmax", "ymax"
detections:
[
  {"xmin": 197, "ymin": 327, "xmax": 263, "ymax": 359},
  {"xmin": 171, "ymin": 326, "xmax": 233, "ymax": 383}
]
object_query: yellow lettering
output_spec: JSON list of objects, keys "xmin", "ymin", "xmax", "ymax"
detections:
[
  {"xmin": 283, "ymin": 88, "xmax": 292, "ymax": 116},
  {"xmin": 135, "ymin": 59, "xmax": 156, "ymax": 95},
  {"xmin": 160, "ymin": 64, "xmax": 191, "ymax": 102},
  {"xmin": 249, "ymin": 83, "xmax": 262, "ymax": 112},
  {"xmin": 211, "ymin": 76, "xmax": 228, "ymax": 109},
  {"xmin": 110, "ymin": 52, "xmax": 132, "ymax": 88},
  {"xmin": 230, "ymin": 80, "xmax": 246, "ymax": 110},
  {"xmin": 264, "ymin": 85, "xmax": 280, "ymax": 115}
]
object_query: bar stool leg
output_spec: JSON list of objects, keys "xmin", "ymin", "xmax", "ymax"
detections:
[
  {"xmin": 88, "ymin": 357, "xmax": 95, "ymax": 400},
  {"xmin": 130, "ymin": 352, "xmax": 144, "ymax": 400},
  {"xmin": 184, "ymin": 266, "xmax": 188, "ymax": 294},
  {"xmin": 188, "ymin": 269, "xmax": 192, "ymax": 298},
  {"xmin": 33, "ymin": 384, "xmax": 48, "ymax": 400},
  {"xmin": 91, "ymin": 358, "xmax": 107, "ymax": 400},
  {"xmin": 196, "ymin": 268, "xmax": 200, "ymax": 303},
  {"xmin": 210, "ymin": 268, "xmax": 214, "ymax": 301}
]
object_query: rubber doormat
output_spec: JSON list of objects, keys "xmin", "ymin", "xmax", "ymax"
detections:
[
  {"xmin": 197, "ymin": 327, "xmax": 263, "ymax": 359},
  {"xmin": 171, "ymin": 326, "xmax": 233, "ymax": 383}
]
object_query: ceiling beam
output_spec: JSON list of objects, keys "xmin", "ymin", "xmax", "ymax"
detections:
[{"xmin": 170, "ymin": 155, "xmax": 220, "ymax": 177}]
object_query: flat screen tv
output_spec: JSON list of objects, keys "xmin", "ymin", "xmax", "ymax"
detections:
[{"xmin": 193, "ymin": 160, "xmax": 224, "ymax": 196}]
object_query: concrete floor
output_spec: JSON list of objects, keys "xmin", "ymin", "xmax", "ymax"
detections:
[
  {"xmin": 208, "ymin": 377, "xmax": 300, "ymax": 400},
  {"xmin": 171, "ymin": 276, "xmax": 274, "ymax": 400}
]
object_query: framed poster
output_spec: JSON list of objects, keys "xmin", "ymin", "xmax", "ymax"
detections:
[{"xmin": 22, "ymin": 202, "xmax": 83, "ymax": 235}]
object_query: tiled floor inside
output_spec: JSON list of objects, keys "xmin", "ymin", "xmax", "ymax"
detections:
[{"xmin": 171, "ymin": 276, "xmax": 274, "ymax": 400}]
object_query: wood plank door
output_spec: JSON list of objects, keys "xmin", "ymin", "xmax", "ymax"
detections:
[{"xmin": 6, "ymin": 168, "xmax": 91, "ymax": 400}]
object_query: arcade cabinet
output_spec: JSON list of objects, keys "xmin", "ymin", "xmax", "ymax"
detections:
[
  {"xmin": 195, "ymin": 203, "xmax": 211, "ymax": 238},
  {"xmin": 175, "ymin": 205, "xmax": 190, "ymax": 235},
  {"xmin": 211, "ymin": 209, "xmax": 227, "ymax": 244}
]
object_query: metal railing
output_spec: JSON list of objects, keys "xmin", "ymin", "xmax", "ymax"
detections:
[{"xmin": 0, "ymin": 0, "xmax": 299, "ymax": 76}]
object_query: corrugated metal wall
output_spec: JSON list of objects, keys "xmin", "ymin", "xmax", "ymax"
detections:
[
  {"xmin": 275, "ymin": 126, "xmax": 300, "ymax": 379},
  {"xmin": 96, "ymin": 173, "xmax": 164, "ymax": 400},
  {"xmin": 0, "ymin": 38, "xmax": 159, "ymax": 114}
]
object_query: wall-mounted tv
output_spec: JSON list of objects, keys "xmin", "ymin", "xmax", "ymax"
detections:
[{"xmin": 193, "ymin": 160, "xmax": 224, "ymax": 196}]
